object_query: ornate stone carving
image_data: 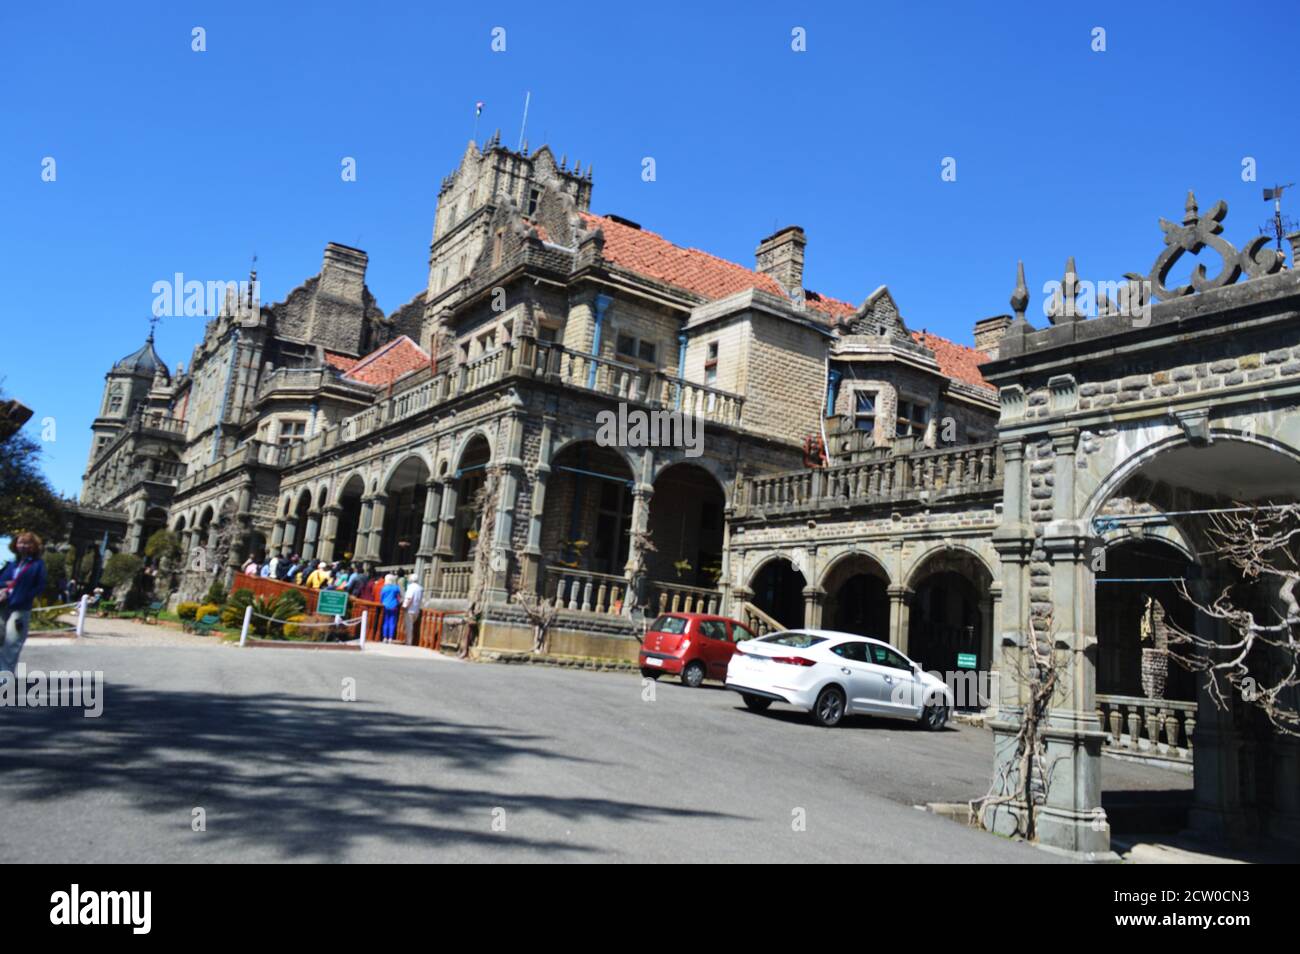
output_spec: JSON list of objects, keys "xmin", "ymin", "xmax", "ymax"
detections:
[{"xmin": 1139, "ymin": 191, "xmax": 1282, "ymax": 301}]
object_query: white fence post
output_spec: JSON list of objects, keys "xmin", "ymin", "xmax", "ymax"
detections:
[
  {"xmin": 239, "ymin": 604, "xmax": 253, "ymax": 647},
  {"xmin": 359, "ymin": 610, "xmax": 368, "ymax": 651},
  {"xmin": 75, "ymin": 595, "xmax": 88, "ymax": 638}
]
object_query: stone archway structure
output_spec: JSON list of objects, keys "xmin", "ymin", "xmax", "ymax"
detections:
[{"xmin": 981, "ymin": 194, "xmax": 1300, "ymax": 855}]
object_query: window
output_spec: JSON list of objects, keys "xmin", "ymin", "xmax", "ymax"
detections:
[
  {"xmin": 616, "ymin": 334, "xmax": 657, "ymax": 364},
  {"xmin": 650, "ymin": 615, "xmax": 688, "ymax": 635},
  {"xmin": 538, "ymin": 324, "xmax": 559, "ymax": 343},
  {"xmin": 107, "ymin": 385, "xmax": 123, "ymax": 415},
  {"xmin": 758, "ymin": 632, "xmax": 826, "ymax": 648},
  {"xmin": 277, "ymin": 419, "xmax": 307, "ymax": 446},
  {"xmin": 867, "ymin": 643, "xmax": 913, "ymax": 671},
  {"xmin": 705, "ymin": 341, "xmax": 718, "ymax": 385},
  {"xmin": 699, "ymin": 620, "xmax": 728, "ymax": 642},
  {"xmin": 527, "ymin": 187, "xmax": 542, "ymax": 217},
  {"xmin": 492, "ymin": 229, "xmax": 504, "ymax": 266},
  {"xmin": 896, "ymin": 398, "xmax": 929, "ymax": 438},
  {"xmin": 831, "ymin": 641, "xmax": 869, "ymax": 662},
  {"xmin": 854, "ymin": 391, "xmax": 876, "ymax": 433}
]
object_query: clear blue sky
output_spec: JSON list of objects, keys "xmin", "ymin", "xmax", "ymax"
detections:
[{"xmin": 2, "ymin": 0, "xmax": 1296, "ymax": 499}]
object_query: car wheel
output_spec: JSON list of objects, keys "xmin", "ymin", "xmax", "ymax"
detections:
[
  {"xmin": 922, "ymin": 703, "xmax": 949, "ymax": 731},
  {"xmin": 811, "ymin": 686, "xmax": 846, "ymax": 727},
  {"xmin": 640, "ymin": 668, "xmax": 661, "ymax": 680},
  {"xmin": 681, "ymin": 661, "xmax": 706, "ymax": 688},
  {"xmin": 741, "ymin": 693, "xmax": 772, "ymax": 712}
]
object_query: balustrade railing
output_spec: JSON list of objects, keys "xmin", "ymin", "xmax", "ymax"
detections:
[
  {"xmin": 649, "ymin": 581, "xmax": 722, "ymax": 616},
  {"xmin": 438, "ymin": 561, "xmax": 473, "ymax": 599},
  {"xmin": 1096, "ymin": 694, "xmax": 1196, "ymax": 764},
  {"xmin": 740, "ymin": 440, "xmax": 1001, "ymax": 515},
  {"xmin": 545, "ymin": 566, "xmax": 625, "ymax": 615}
]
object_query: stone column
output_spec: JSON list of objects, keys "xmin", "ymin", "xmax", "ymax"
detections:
[
  {"xmin": 270, "ymin": 520, "xmax": 286, "ymax": 552},
  {"xmin": 984, "ymin": 581, "xmax": 1003, "ymax": 714},
  {"xmin": 317, "ymin": 506, "xmax": 341, "ymax": 562},
  {"xmin": 355, "ymin": 496, "xmax": 374, "ymax": 563},
  {"xmin": 623, "ymin": 450, "xmax": 654, "ymax": 615},
  {"xmin": 718, "ymin": 503, "xmax": 734, "ymax": 615},
  {"xmin": 368, "ymin": 494, "xmax": 388, "ymax": 566},
  {"xmin": 414, "ymin": 479, "xmax": 442, "ymax": 590},
  {"xmin": 489, "ymin": 401, "xmax": 527, "ymax": 603},
  {"xmin": 227, "ymin": 483, "xmax": 254, "ymax": 576},
  {"xmin": 126, "ymin": 517, "xmax": 145, "ymax": 556},
  {"xmin": 521, "ymin": 417, "xmax": 554, "ymax": 595},
  {"xmin": 302, "ymin": 510, "xmax": 321, "ymax": 561},
  {"xmin": 887, "ymin": 584, "xmax": 913, "ymax": 654},
  {"xmin": 432, "ymin": 477, "xmax": 459, "ymax": 593},
  {"xmin": 800, "ymin": 544, "xmax": 822, "ymax": 628}
]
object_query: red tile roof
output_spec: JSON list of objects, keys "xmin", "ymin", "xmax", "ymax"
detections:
[
  {"xmin": 911, "ymin": 330, "xmax": 994, "ymax": 392},
  {"xmin": 324, "ymin": 351, "xmax": 359, "ymax": 373},
  {"xmin": 576, "ymin": 212, "xmax": 990, "ymax": 392},
  {"xmin": 342, "ymin": 336, "xmax": 430, "ymax": 387}
]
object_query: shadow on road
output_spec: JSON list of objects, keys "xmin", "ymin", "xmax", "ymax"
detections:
[{"xmin": 0, "ymin": 685, "xmax": 737, "ymax": 860}]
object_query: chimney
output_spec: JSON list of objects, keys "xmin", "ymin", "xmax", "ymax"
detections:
[
  {"xmin": 974, "ymin": 314, "xmax": 1012, "ymax": 359},
  {"xmin": 319, "ymin": 243, "xmax": 369, "ymax": 304},
  {"xmin": 755, "ymin": 226, "xmax": 806, "ymax": 295}
]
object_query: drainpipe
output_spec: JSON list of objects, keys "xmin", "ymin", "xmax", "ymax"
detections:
[
  {"xmin": 675, "ymin": 331, "xmax": 688, "ymax": 408},
  {"xmin": 822, "ymin": 362, "xmax": 838, "ymax": 466},
  {"xmin": 212, "ymin": 327, "xmax": 241, "ymax": 463},
  {"xmin": 308, "ymin": 401, "xmax": 319, "ymax": 438},
  {"xmin": 587, "ymin": 294, "xmax": 612, "ymax": 389}
]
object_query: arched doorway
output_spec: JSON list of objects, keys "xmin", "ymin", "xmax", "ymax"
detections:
[
  {"xmin": 540, "ymin": 441, "xmax": 634, "ymax": 577},
  {"xmin": 749, "ymin": 557, "xmax": 806, "ymax": 630},
  {"xmin": 1094, "ymin": 536, "xmax": 1197, "ymax": 701},
  {"xmin": 336, "ymin": 475, "xmax": 365, "ymax": 562},
  {"xmin": 380, "ymin": 457, "xmax": 430, "ymax": 568},
  {"xmin": 647, "ymin": 463, "xmax": 726, "ymax": 610},
  {"xmin": 821, "ymin": 553, "xmax": 888, "ymax": 638},
  {"xmin": 452, "ymin": 436, "xmax": 493, "ymax": 563},
  {"xmin": 907, "ymin": 549, "xmax": 994, "ymax": 705}
]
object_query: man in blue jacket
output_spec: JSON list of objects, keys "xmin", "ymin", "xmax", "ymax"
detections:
[{"xmin": 0, "ymin": 531, "xmax": 49, "ymax": 682}]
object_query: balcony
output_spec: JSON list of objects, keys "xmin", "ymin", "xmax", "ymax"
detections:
[
  {"xmin": 317, "ymin": 334, "xmax": 747, "ymax": 454},
  {"xmin": 737, "ymin": 440, "xmax": 1002, "ymax": 517},
  {"xmin": 175, "ymin": 439, "xmax": 292, "ymax": 495}
]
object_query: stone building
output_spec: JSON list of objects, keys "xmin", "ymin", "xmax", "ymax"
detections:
[{"xmin": 67, "ymin": 138, "xmax": 1300, "ymax": 856}]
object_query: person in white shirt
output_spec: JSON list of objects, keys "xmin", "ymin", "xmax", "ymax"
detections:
[{"xmin": 402, "ymin": 578, "xmax": 424, "ymax": 645}]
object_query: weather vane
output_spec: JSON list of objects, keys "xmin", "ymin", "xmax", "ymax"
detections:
[{"xmin": 1261, "ymin": 183, "xmax": 1297, "ymax": 255}]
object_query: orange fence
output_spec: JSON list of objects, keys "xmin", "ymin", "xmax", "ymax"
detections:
[{"xmin": 232, "ymin": 573, "xmax": 449, "ymax": 648}]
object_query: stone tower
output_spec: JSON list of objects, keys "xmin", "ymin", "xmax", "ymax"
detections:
[{"xmin": 84, "ymin": 330, "xmax": 169, "ymax": 476}]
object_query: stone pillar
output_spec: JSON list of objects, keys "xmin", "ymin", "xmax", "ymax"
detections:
[
  {"xmin": 356, "ymin": 496, "xmax": 374, "ymax": 563},
  {"xmin": 302, "ymin": 510, "xmax": 321, "ymax": 561},
  {"xmin": 623, "ymin": 450, "xmax": 654, "ymax": 615},
  {"xmin": 887, "ymin": 584, "xmax": 913, "ymax": 654},
  {"xmin": 368, "ymin": 494, "xmax": 388, "ymax": 566},
  {"xmin": 489, "ymin": 401, "xmax": 528, "ymax": 603},
  {"xmin": 718, "ymin": 504, "xmax": 734, "ymax": 615},
  {"xmin": 521, "ymin": 417, "xmax": 554, "ymax": 595},
  {"xmin": 227, "ymin": 483, "xmax": 254, "ymax": 575},
  {"xmin": 984, "ymin": 581, "xmax": 1003, "ymax": 714},
  {"xmin": 126, "ymin": 518, "xmax": 145, "ymax": 556},
  {"xmin": 270, "ymin": 520, "xmax": 286, "ymax": 551},
  {"xmin": 414, "ymin": 479, "xmax": 442, "ymax": 589},
  {"xmin": 317, "ymin": 506, "xmax": 341, "ymax": 562},
  {"xmin": 432, "ymin": 477, "xmax": 459, "ymax": 593},
  {"xmin": 800, "ymin": 544, "xmax": 822, "ymax": 628}
]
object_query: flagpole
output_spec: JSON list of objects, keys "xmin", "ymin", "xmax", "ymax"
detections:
[
  {"xmin": 518, "ymin": 91, "xmax": 531, "ymax": 151},
  {"xmin": 472, "ymin": 101, "xmax": 482, "ymax": 146}
]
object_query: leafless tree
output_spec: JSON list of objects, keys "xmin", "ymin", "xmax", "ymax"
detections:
[
  {"xmin": 514, "ymin": 589, "xmax": 560, "ymax": 654},
  {"xmin": 459, "ymin": 468, "xmax": 501, "ymax": 659},
  {"xmin": 971, "ymin": 615, "xmax": 1064, "ymax": 841},
  {"xmin": 1165, "ymin": 502, "xmax": 1300, "ymax": 736}
]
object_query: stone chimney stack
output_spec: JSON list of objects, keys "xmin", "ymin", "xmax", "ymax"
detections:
[
  {"xmin": 974, "ymin": 314, "xmax": 1012, "ymax": 359},
  {"xmin": 755, "ymin": 226, "xmax": 806, "ymax": 295},
  {"xmin": 319, "ymin": 243, "xmax": 368, "ymax": 303}
]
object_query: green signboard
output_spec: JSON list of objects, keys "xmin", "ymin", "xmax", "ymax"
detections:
[
  {"xmin": 316, "ymin": 589, "xmax": 348, "ymax": 617},
  {"xmin": 956, "ymin": 653, "xmax": 978, "ymax": 670}
]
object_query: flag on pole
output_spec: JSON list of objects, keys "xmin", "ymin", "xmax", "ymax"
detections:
[{"xmin": 475, "ymin": 101, "xmax": 484, "ymax": 117}]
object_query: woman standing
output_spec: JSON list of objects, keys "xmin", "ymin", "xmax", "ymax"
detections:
[
  {"xmin": 379, "ymin": 574, "xmax": 402, "ymax": 643},
  {"xmin": 0, "ymin": 532, "xmax": 49, "ymax": 681}
]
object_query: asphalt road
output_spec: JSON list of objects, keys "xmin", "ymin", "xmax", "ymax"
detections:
[{"xmin": 0, "ymin": 638, "xmax": 1188, "ymax": 863}]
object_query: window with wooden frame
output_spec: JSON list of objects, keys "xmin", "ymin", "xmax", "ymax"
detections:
[
  {"xmin": 896, "ymin": 398, "xmax": 929, "ymax": 438},
  {"xmin": 616, "ymin": 333, "xmax": 657, "ymax": 365},
  {"xmin": 704, "ymin": 340, "xmax": 719, "ymax": 386},
  {"xmin": 854, "ymin": 390, "xmax": 876, "ymax": 433},
  {"xmin": 277, "ymin": 419, "xmax": 307, "ymax": 446}
]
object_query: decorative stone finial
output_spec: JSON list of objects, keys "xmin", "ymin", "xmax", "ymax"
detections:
[
  {"xmin": 1009, "ymin": 260, "xmax": 1029, "ymax": 322},
  {"xmin": 1183, "ymin": 189, "xmax": 1199, "ymax": 226}
]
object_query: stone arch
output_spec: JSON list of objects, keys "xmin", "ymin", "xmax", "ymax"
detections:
[
  {"xmin": 540, "ymin": 439, "xmax": 636, "ymax": 577},
  {"xmin": 451, "ymin": 426, "xmax": 497, "ymax": 472},
  {"xmin": 746, "ymin": 553, "xmax": 807, "ymax": 630},
  {"xmin": 650, "ymin": 453, "xmax": 733, "ymax": 506},
  {"xmin": 645, "ymin": 461, "xmax": 728, "ymax": 607},
  {"xmin": 379, "ymin": 454, "xmax": 432, "ymax": 566},
  {"xmin": 905, "ymin": 544, "xmax": 996, "ymax": 697},
  {"xmin": 333, "ymin": 473, "xmax": 368, "ymax": 562},
  {"xmin": 379, "ymin": 449, "xmax": 435, "ymax": 491},
  {"xmin": 819, "ymin": 549, "xmax": 890, "ymax": 639},
  {"xmin": 550, "ymin": 434, "xmax": 637, "ymax": 482},
  {"xmin": 331, "ymin": 470, "xmax": 369, "ymax": 508}
]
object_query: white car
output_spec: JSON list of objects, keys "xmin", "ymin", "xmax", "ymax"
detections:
[{"xmin": 725, "ymin": 630, "xmax": 954, "ymax": 729}]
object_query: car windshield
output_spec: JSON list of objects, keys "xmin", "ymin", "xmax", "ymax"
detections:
[
  {"xmin": 649, "ymin": 615, "xmax": 688, "ymax": 634},
  {"xmin": 759, "ymin": 632, "xmax": 826, "ymax": 648}
]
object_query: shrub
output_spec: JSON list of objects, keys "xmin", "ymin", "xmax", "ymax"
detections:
[
  {"xmin": 221, "ymin": 589, "xmax": 254, "ymax": 627},
  {"xmin": 195, "ymin": 603, "xmax": 220, "ymax": 621},
  {"xmin": 100, "ymin": 553, "xmax": 143, "ymax": 593},
  {"xmin": 204, "ymin": 580, "xmax": 228, "ymax": 606},
  {"xmin": 282, "ymin": 614, "xmax": 309, "ymax": 639},
  {"xmin": 177, "ymin": 602, "xmax": 200, "ymax": 621},
  {"xmin": 250, "ymin": 590, "xmax": 308, "ymax": 636}
]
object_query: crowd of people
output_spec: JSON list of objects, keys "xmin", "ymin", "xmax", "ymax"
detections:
[{"xmin": 240, "ymin": 551, "xmax": 424, "ymax": 644}]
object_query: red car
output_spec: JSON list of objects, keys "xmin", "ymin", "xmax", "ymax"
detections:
[{"xmin": 639, "ymin": 613, "xmax": 757, "ymax": 687}]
